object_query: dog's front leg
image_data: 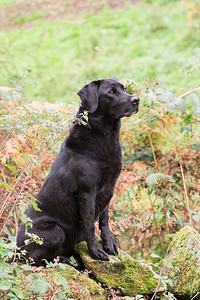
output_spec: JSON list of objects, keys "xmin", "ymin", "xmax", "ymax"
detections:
[
  {"xmin": 80, "ymin": 192, "xmax": 109, "ymax": 261},
  {"xmin": 99, "ymin": 206, "xmax": 118, "ymax": 255}
]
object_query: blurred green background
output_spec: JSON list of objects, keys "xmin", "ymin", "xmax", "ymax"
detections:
[{"xmin": 0, "ymin": 0, "xmax": 199, "ymax": 103}]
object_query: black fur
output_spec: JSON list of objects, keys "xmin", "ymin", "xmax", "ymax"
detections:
[{"xmin": 16, "ymin": 78, "xmax": 139, "ymax": 265}]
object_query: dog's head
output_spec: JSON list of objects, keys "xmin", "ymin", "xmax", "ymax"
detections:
[{"xmin": 77, "ymin": 78, "xmax": 139, "ymax": 119}]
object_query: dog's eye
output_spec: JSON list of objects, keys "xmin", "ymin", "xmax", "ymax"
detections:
[
  {"xmin": 109, "ymin": 90, "xmax": 114, "ymax": 95},
  {"xmin": 123, "ymin": 87, "xmax": 126, "ymax": 91}
]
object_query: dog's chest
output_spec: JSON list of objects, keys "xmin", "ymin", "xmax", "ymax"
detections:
[
  {"xmin": 95, "ymin": 143, "xmax": 122, "ymax": 216},
  {"xmin": 98, "ymin": 137, "xmax": 122, "ymax": 189},
  {"xmin": 101, "ymin": 136, "xmax": 122, "ymax": 169}
]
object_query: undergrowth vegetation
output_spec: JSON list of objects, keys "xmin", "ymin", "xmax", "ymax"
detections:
[
  {"xmin": 110, "ymin": 79, "xmax": 200, "ymax": 259},
  {"xmin": 0, "ymin": 75, "xmax": 199, "ymax": 299},
  {"xmin": 0, "ymin": 0, "xmax": 200, "ymax": 299}
]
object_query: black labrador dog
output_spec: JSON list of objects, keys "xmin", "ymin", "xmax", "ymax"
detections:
[{"xmin": 16, "ymin": 78, "xmax": 139, "ymax": 265}]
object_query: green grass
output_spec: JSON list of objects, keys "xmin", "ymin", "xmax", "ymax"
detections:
[
  {"xmin": 14, "ymin": 12, "xmax": 48, "ymax": 25},
  {"xmin": 0, "ymin": 0, "xmax": 16, "ymax": 7},
  {"xmin": 0, "ymin": 0, "xmax": 199, "ymax": 103}
]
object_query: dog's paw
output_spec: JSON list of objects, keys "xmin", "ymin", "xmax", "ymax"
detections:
[
  {"xmin": 89, "ymin": 245, "xmax": 109, "ymax": 261},
  {"xmin": 102, "ymin": 235, "xmax": 118, "ymax": 256}
]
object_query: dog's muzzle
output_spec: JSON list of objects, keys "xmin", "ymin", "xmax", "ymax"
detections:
[
  {"xmin": 124, "ymin": 96, "xmax": 139, "ymax": 116},
  {"xmin": 131, "ymin": 96, "xmax": 140, "ymax": 106}
]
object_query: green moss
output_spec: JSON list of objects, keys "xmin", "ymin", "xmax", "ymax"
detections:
[
  {"xmin": 9, "ymin": 261, "xmax": 106, "ymax": 299},
  {"xmin": 167, "ymin": 226, "xmax": 200, "ymax": 253},
  {"xmin": 75, "ymin": 241, "xmax": 159, "ymax": 296},
  {"xmin": 74, "ymin": 240, "xmax": 89, "ymax": 254},
  {"xmin": 119, "ymin": 259, "xmax": 158, "ymax": 295},
  {"xmin": 165, "ymin": 226, "xmax": 200, "ymax": 297},
  {"xmin": 50, "ymin": 265, "xmax": 106, "ymax": 299}
]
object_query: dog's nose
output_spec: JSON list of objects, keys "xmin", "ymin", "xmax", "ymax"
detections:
[{"xmin": 131, "ymin": 97, "xmax": 140, "ymax": 105}]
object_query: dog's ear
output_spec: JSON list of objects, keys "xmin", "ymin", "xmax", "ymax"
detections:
[{"xmin": 77, "ymin": 81, "xmax": 100, "ymax": 113}]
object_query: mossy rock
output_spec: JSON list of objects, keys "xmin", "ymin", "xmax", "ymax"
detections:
[
  {"xmin": 164, "ymin": 226, "xmax": 200, "ymax": 299},
  {"xmin": 75, "ymin": 241, "xmax": 161, "ymax": 297},
  {"xmin": 2, "ymin": 262, "xmax": 106, "ymax": 299},
  {"xmin": 50, "ymin": 264, "xmax": 106, "ymax": 299}
]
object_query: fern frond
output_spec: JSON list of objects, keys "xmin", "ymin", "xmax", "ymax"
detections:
[{"xmin": 146, "ymin": 173, "xmax": 175, "ymax": 187}]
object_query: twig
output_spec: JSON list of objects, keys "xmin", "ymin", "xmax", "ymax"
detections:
[
  {"xmin": 150, "ymin": 267, "xmax": 163, "ymax": 300},
  {"xmin": 178, "ymin": 87, "xmax": 200, "ymax": 99},
  {"xmin": 191, "ymin": 292, "xmax": 200, "ymax": 300},
  {"xmin": 179, "ymin": 161, "xmax": 192, "ymax": 225},
  {"xmin": 148, "ymin": 134, "xmax": 158, "ymax": 170},
  {"xmin": 174, "ymin": 148, "xmax": 192, "ymax": 226}
]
